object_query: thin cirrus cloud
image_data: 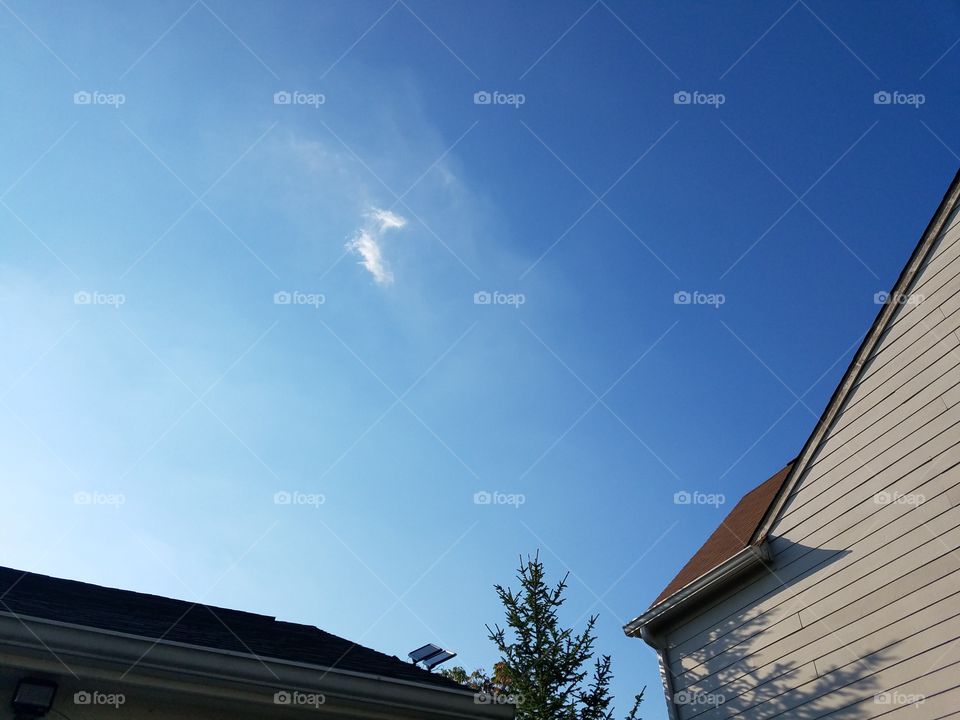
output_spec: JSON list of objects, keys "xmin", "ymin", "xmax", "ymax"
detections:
[{"xmin": 345, "ymin": 208, "xmax": 407, "ymax": 285}]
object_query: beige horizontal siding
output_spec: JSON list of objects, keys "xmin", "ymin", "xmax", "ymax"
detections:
[
  {"xmin": 684, "ymin": 622, "xmax": 960, "ymax": 719},
  {"xmin": 944, "ymin": 381, "xmax": 960, "ymax": 409},
  {"xmin": 776, "ymin": 403, "xmax": 960, "ymax": 534},
  {"xmin": 801, "ymin": 373, "xmax": 957, "ymax": 491},
  {"xmin": 772, "ymin": 445, "xmax": 960, "ymax": 551},
  {"xmin": 669, "ymin": 481, "xmax": 960, "ymax": 667},
  {"xmin": 667, "ymin": 453, "xmax": 960, "ymax": 659},
  {"xmin": 903, "ymin": 209, "xmax": 960, "ymax": 294},
  {"xmin": 822, "ymin": 669, "xmax": 960, "ymax": 719},
  {"xmin": 862, "ymin": 226, "xmax": 960, "ymax": 354},
  {"xmin": 819, "ymin": 339, "xmax": 960, "ymax": 463},
  {"xmin": 860, "ymin": 297, "xmax": 952, "ymax": 383},
  {"xmin": 851, "ymin": 305, "xmax": 960, "ymax": 403},
  {"xmin": 860, "ymin": 258, "xmax": 960, "ymax": 364},
  {"xmin": 676, "ymin": 555, "xmax": 960, "ymax": 699},
  {"xmin": 820, "ymin": 342, "xmax": 960, "ymax": 456},
  {"xmin": 845, "ymin": 238, "xmax": 960, "ymax": 389},
  {"xmin": 672, "ymin": 510, "xmax": 960, "ymax": 684}
]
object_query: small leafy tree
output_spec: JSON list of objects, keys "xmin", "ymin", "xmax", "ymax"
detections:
[{"xmin": 443, "ymin": 553, "xmax": 643, "ymax": 720}]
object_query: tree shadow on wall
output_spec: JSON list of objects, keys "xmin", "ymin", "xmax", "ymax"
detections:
[{"xmin": 662, "ymin": 543, "xmax": 926, "ymax": 719}]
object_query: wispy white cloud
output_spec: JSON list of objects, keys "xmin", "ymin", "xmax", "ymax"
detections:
[{"xmin": 346, "ymin": 208, "xmax": 407, "ymax": 284}]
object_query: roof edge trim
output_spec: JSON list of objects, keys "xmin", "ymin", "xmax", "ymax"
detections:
[
  {"xmin": 623, "ymin": 542, "xmax": 768, "ymax": 641},
  {"xmin": 0, "ymin": 610, "xmax": 475, "ymax": 699}
]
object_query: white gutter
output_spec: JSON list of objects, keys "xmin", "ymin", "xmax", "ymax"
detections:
[
  {"xmin": 623, "ymin": 543, "xmax": 769, "ymax": 720},
  {"xmin": 0, "ymin": 612, "xmax": 513, "ymax": 720}
]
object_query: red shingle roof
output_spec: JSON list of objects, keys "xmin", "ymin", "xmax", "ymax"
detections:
[{"xmin": 651, "ymin": 461, "xmax": 794, "ymax": 606}]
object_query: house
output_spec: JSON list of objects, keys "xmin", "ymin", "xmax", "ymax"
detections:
[
  {"xmin": 625, "ymin": 169, "xmax": 960, "ymax": 718},
  {"xmin": 0, "ymin": 565, "xmax": 513, "ymax": 720}
]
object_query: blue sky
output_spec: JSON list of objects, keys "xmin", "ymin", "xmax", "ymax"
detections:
[{"xmin": 2, "ymin": 1, "xmax": 960, "ymax": 717}]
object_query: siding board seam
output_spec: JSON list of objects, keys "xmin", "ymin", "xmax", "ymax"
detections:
[
  {"xmin": 813, "ymin": 354, "xmax": 960, "ymax": 468},
  {"xmin": 862, "ymin": 300, "xmax": 954, "ymax": 375},
  {"xmin": 719, "ymin": 639, "xmax": 960, "ymax": 720},
  {"xmin": 778, "ymin": 414, "xmax": 960, "ymax": 529},
  {"xmin": 803, "ymin": 373, "xmax": 960, "ymax": 484},
  {"xmin": 774, "ymin": 452, "xmax": 960, "ymax": 548},
  {"xmin": 821, "ymin": 344, "xmax": 960, "ymax": 444},
  {"xmin": 675, "ymin": 580, "xmax": 960, "ymax": 696}
]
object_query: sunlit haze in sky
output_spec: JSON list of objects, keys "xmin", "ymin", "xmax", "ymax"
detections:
[{"xmin": 3, "ymin": 2, "xmax": 960, "ymax": 716}]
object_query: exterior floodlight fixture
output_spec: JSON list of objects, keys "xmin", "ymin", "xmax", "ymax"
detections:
[
  {"xmin": 408, "ymin": 643, "xmax": 457, "ymax": 670},
  {"xmin": 11, "ymin": 678, "xmax": 57, "ymax": 719}
]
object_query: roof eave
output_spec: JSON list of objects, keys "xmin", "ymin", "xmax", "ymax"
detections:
[
  {"xmin": 0, "ymin": 611, "xmax": 514, "ymax": 720},
  {"xmin": 623, "ymin": 542, "xmax": 769, "ymax": 645}
]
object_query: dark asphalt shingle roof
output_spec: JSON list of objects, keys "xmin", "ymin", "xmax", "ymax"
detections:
[
  {"xmin": 0, "ymin": 565, "xmax": 465, "ymax": 691},
  {"xmin": 651, "ymin": 461, "xmax": 794, "ymax": 606}
]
